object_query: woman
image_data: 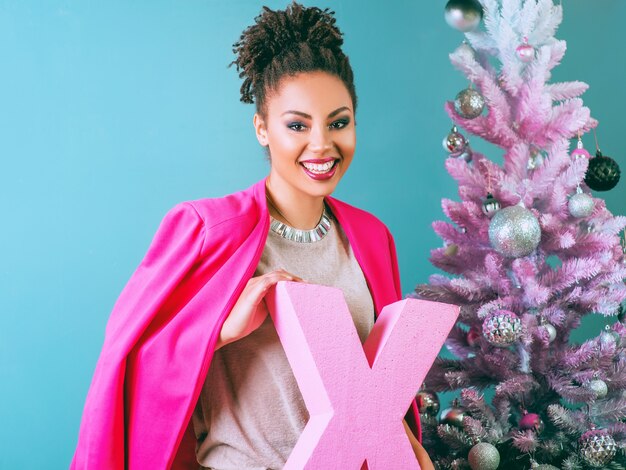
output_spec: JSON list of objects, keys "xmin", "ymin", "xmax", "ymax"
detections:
[{"xmin": 71, "ymin": 2, "xmax": 433, "ymax": 469}]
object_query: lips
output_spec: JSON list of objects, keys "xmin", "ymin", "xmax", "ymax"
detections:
[{"xmin": 299, "ymin": 157, "xmax": 339, "ymax": 181}]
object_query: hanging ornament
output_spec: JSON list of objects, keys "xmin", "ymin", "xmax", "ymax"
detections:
[
  {"xmin": 488, "ymin": 203, "xmax": 541, "ymax": 258},
  {"xmin": 519, "ymin": 411, "xmax": 545, "ymax": 434},
  {"xmin": 482, "ymin": 193, "xmax": 501, "ymax": 218},
  {"xmin": 440, "ymin": 400, "xmax": 467, "ymax": 428},
  {"xmin": 571, "ymin": 134, "xmax": 591, "ymax": 160},
  {"xmin": 454, "ymin": 85, "xmax": 485, "ymax": 119},
  {"xmin": 482, "ymin": 309, "xmax": 522, "ymax": 347},
  {"xmin": 468, "ymin": 442, "xmax": 500, "ymax": 470},
  {"xmin": 568, "ymin": 186, "xmax": 594, "ymax": 218},
  {"xmin": 516, "ymin": 36, "xmax": 535, "ymax": 62},
  {"xmin": 586, "ymin": 378, "xmax": 608, "ymax": 399},
  {"xmin": 600, "ymin": 324, "xmax": 620, "ymax": 346},
  {"xmin": 585, "ymin": 149, "xmax": 621, "ymax": 191},
  {"xmin": 579, "ymin": 428, "xmax": 617, "ymax": 468},
  {"xmin": 443, "ymin": 125, "xmax": 468, "ymax": 153},
  {"xmin": 541, "ymin": 323, "xmax": 557, "ymax": 343},
  {"xmin": 444, "ymin": 0, "xmax": 483, "ymax": 32},
  {"xmin": 416, "ymin": 389, "xmax": 440, "ymax": 416}
]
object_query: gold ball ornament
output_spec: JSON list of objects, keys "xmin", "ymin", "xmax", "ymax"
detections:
[{"xmin": 454, "ymin": 87, "xmax": 485, "ymax": 119}]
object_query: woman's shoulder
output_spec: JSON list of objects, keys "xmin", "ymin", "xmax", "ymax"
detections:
[{"xmin": 174, "ymin": 180, "xmax": 262, "ymax": 231}]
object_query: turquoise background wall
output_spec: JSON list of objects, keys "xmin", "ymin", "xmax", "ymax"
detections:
[{"xmin": 1, "ymin": 1, "xmax": 624, "ymax": 467}]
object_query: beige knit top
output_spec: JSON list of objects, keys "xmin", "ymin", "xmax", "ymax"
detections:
[{"xmin": 191, "ymin": 209, "xmax": 375, "ymax": 470}]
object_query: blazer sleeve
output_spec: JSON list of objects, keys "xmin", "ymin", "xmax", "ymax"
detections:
[{"xmin": 70, "ymin": 201, "xmax": 206, "ymax": 470}]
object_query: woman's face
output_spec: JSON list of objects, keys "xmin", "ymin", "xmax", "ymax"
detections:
[{"xmin": 253, "ymin": 71, "xmax": 356, "ymax": 200}]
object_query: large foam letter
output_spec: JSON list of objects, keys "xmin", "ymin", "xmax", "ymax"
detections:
[{"xmin": 265, "ymin": 281, "xmax": 459, "ymax": 470}]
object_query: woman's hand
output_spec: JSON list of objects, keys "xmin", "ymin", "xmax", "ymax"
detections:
[
  {"xmin": 403, "ymin": 419, "xmax": 435, "ymax": 470},
  {"xmin": 216, "ymin": 269, "xmax": 304, "ymax": 349}
]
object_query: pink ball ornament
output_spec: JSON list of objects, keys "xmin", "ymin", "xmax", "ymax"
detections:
[
  {"xmin": 571, "ymin": 136, "xmax": 591, "ymax": 160},
  {"xmin": 516, "ymin": 37, "xmax": 535, "ymax": 62},
  {"xmin": 519, "ymin": 411, "xmax": 544, "ymax": 434}
]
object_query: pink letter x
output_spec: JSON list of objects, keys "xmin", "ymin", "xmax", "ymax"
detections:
[{"xmin": 265, "ymin": 282, "xmax": 459, "ymax": 470}]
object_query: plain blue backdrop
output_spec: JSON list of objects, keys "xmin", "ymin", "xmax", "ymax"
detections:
[{"xmin": 1, "ymin": 1, "xmax": 624, "ymax": 467}]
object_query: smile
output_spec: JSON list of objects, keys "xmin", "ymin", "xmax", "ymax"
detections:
[
  {"xmin": 299, "ymin": 159, "xmax": 339, "ymax": 181},
  {"xmin": 301, "ymin": 160, "xmax": 335, "ymax": 173}
]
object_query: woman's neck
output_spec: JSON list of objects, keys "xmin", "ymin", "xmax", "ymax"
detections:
[{"xmin": 265, "ymin": 177, "xmax": 326, "ymax": 230}]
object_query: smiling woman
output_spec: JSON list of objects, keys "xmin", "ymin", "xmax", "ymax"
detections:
[
  {"xmin": 69, "ymin": 2, "xmax": 432, "ymax": 469},
  {"xmin": 254, "ymin": 71, "xmax": 356, "ymax": 222}
]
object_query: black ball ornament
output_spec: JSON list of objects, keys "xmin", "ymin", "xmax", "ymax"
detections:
[{"xmin": 585, "ymin": 150, "xmax": 621, "ymax": 191}]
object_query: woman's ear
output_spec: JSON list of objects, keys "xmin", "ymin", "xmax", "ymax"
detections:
[{"xmin": 253, "ymin": 113, "xmax": 269, "ymax": 147}]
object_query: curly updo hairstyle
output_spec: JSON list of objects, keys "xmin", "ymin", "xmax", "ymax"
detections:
[{"xmin": 229, "ymin": 1, "xmax": 358, "ymax": 119}]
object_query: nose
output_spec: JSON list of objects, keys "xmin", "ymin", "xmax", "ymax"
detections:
[{"xmin": 307, "ymin": 123, "xmax": 333, "ymax": 154}]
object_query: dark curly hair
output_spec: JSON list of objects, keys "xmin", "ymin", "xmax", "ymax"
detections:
[{"xmin": 229, "ymin": 1, "xmax": 357, "ymax": 119}]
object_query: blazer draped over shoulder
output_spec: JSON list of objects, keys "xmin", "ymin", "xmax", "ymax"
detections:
[{"xmin": 70, "ymin": 177, "xmax": 421, "ymax": 469}]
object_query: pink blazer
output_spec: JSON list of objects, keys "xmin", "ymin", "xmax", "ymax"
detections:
[{"xmin": 70, "ymin": 177, "xmax": 421, "ymax": 469}]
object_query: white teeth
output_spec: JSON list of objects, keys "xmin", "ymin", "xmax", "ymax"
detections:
[{"xmin": 301, "ymin": 160, "xmax": 335, "ymax": 174}]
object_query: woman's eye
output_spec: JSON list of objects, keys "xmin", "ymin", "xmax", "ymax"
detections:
[
  {"xmin": 330, "ymin": 119, "xmax": 350, "ymax": 129},
  {"xmin": 287, "ymin": 122, "xmax": 306, "ymax": 131}
]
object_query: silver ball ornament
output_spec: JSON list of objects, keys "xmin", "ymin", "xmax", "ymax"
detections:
[
  {"xmin": 482, "ymin": 309, "xmax": 522, "ymax": 347},
  {"xmin": 542, "ymin": 323, "xmax": 557, "ymax": 343},
  {"xmin": 454, "ymin": 87, "xmax": 485, "ymax": 119},
  {"xmin": 482, "ymin": 193, "xmax": 501, "ymax": 218},
  {"xmin": 568, "ymin": 189, "xmax": 594, "ymax": 218},
  {"xmin": 600, "ymin": 324, "xmax": 620, "ymax": 346},
  {"xmin": 444, "ymin": 0, "xmax": 483, "ymax": 32},
  {"xmin": 586, "ymin": 379, "xmax": 608, "ymax": 399},
  {"xmin": 443, "ymin": 126, "xmax": 468, "ymax": 153},
  {"xmin": 468, "ymin": 442, "xmax": 500, "ymax": 470},
  {"xmin": 488, "ymin": 204, "xmax": 541, "ymax": 258},
  {"xmin": 579, "ymin": 429, "xmax": 617, "ymax": 467}
]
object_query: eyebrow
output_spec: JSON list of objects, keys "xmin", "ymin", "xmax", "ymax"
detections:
[{"xmin": 280, "ymin": 106, "xmax": 352, "ymax": 119}]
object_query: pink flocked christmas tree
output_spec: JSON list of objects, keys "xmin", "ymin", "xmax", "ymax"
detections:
[{"xmin": 413, "ymin": 1, "xmax": 626, "ymax": 469}]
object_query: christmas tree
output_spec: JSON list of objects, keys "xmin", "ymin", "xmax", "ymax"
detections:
[{"xmin": 413, "ymin": 1, "xmax": 626, "ymax": 469}]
